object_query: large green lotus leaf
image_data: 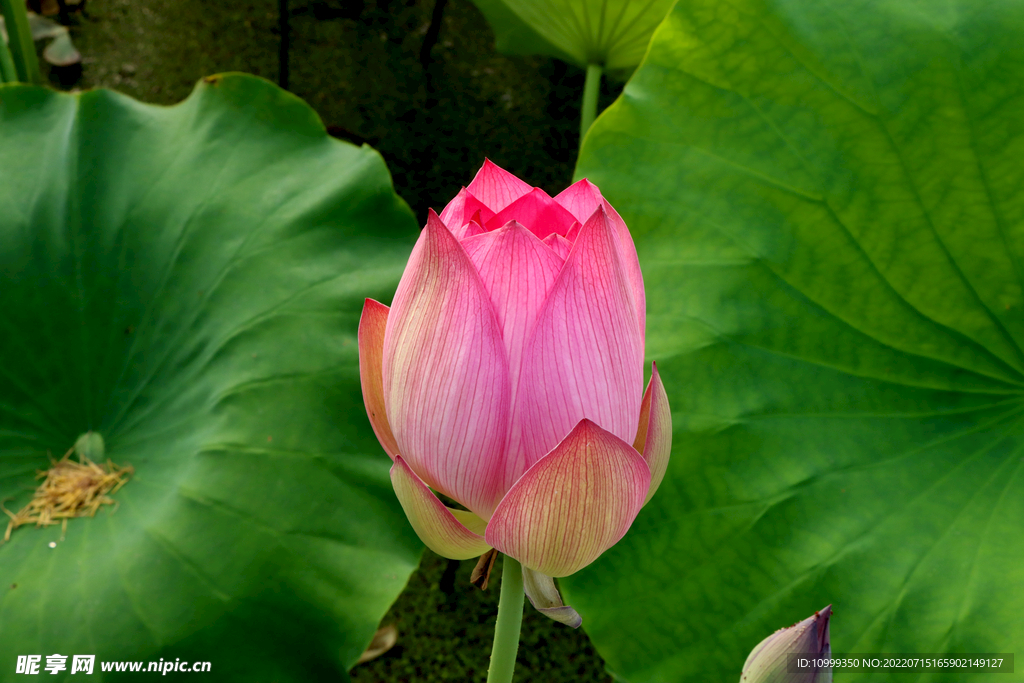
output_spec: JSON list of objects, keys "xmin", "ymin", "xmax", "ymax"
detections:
[
  {"xmin": 470, "ymin": 0, "xmax": 674, "ymax": 69},
  {"xmin": 0, "ymin": 74, "xmax": 421, "ymax": 681},
  {"xmin": 564, "ymin": 0, "xmax": 1024, "ymax": 681}
]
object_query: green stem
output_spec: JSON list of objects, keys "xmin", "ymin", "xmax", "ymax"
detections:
[
  {"xmin": 579, "ymin": 63, "xmax": 603, "ymax": 141},
  {"xmin": 0, "ymin": 0, "xmax": 41, "ymax": 84},
  {"xmin": 486, "ymin": 555, "xmax": 524, "ymax": 683},
  {"xmin": 0, "ymin": 38, "xmax": 16, "ymax": 83}
]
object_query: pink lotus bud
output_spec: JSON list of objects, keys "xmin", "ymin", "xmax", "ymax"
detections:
[
  {"xmin": 740, "ymin": 606, "xmax": 833, "ymax": 683},
  {"xmin": 358, "ymin": 160, "xmax": 672, "ymax": 607}
]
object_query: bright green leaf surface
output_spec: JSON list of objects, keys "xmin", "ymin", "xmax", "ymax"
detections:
[
  {"xmin": 565, "ymin": 1, "xmax": 1024, "ymax": 681},
  {"xmin": 0, "ymin": 74, "xmax": 421, "ymax": 681},
  {"xmin": 470, "ymin": 0, "xmax": 674, "ymax": 69}
]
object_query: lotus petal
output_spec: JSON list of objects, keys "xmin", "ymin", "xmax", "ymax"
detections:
[
  {"xmin": 439, "ymin": 187, "xmax": 495, "ymax": 230},
  {"xmin": 553, "ymin": 177, "xmax": 603, "ymax": 224},
  {"xmin": 555, "ymin": 181, "xmax": 645, "ymax": 337},
  {"xmin": 484, "ymin": 187, "xmax": 578, "ymax": 240},
  {"xmin": 462, "ymin": 222, "xmax": 564, "ymax": 440},
  {"xmin": 633, "ymin": 362, "xmax": 671, "ymax": 505},
  {"xmin": 542, "ymin": 233, "xmax": 573, "ymax": 261},
  {"xmin": 391, "ymin": 456, "xmax": 492, "ymax": 560},
  {"xmin": 510, "ymin": 206, "xmax": 644, "ymax": 482},
  {"xmin": 466, "ymin": 158, "xmax": 532, "ymax": 212},
  {"xmin": 741, "ymin": 606, "xmax": 833, "ymax": 683},
  {"xmin": 383, "ymin": 211, "xmax": 511, "ymax": 517},
  {"xmin": 522, "ymin": 566, "xmax": 582, "ymax": 628},
  {"xmin": 486, "ymin": 419, "xmax": 650, "ymax": 577},
  {"xmin": 358, "ymin": 298, "xmax": 399, "ymax": 458},
  {"xmin": 451, "ymin": 215, "xmax": 487, "ymax": 241},
  {"xmin": 601, "ymin": 199, "xmax": 646, "ymax": 339}
]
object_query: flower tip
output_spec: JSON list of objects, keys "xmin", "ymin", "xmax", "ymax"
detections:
[
  {"xmin": 740, "ymin": 607, "xmax": 834, "ymax": 683},
  {"xmin": 815, "ymin": 605, "xmax": 832, "ymax": 648},
  {"xmin": 493, "ymin": 219, "xmax": 527, "ymax": 235},
  {"xmin": 425, "ymin": 208, "xmax": 449, "ymax": 232},
  {"xmin": 573, "ymin": 417, "xmax": 600, "ymax": 435}
]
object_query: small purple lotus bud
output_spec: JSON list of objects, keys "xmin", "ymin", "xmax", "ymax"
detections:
[{"xmin": 739, "ymin": 606, "xmax": 832, "ymax": 683}]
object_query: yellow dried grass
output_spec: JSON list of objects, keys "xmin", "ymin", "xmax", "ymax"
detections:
[{"xmin": 2, "ymin": 445, "xmax": 133, "ymax": 544}]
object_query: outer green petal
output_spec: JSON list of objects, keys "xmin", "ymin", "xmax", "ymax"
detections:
[
  {"xmin": 633, "ymin": 362, "xmax": 671, "ymax": 506},
  {"xmin": 522, "ymin": 566, "xmax": 582, "ymax": 629},
  {"xmin": 390, "ymin": 455, "xmax": 492, "ymax": 560},
  {"xmin": 485, "ymin": 419, "xmax": 650, "ymax": 577}
]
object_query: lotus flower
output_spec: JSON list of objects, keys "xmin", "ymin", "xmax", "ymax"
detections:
[
  {"xmin": 358, "ymin": 160, "xmax": 671, "ymax": 624},
  {"xmin": 740, "ymin": 606, "xmax": 833, "ymax": 683}
]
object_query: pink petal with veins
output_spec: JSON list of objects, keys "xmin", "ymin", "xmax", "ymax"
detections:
[
  {"xmin": 554, "ymin": 178, "xmax": 603, "ymax": 224},
  {"xmin": 466, "ymin": 159, "xmax": 533, "ymax": 212},
  {"xmin": 462, "ymin": 222, "xmax": 565, "ymax": 478},
  {"xmin": 556, "ymin": 180, "xmax": 645, "ymax": 339},
  {"xmin": 542, "ymin": 233, "xmax": 573, "ymax": 261},
  {"xmin": 484, "ymin": 187, "xmax": 578, "ymax": 240},
  {"xmin": 440, "ymin": 187, "xmax": 495, "ymax": 229},
  {"xmin": 505, "ymin": 206, "xmax": 644, "ymax": 488},
  {"xmin": 383, "ymin": 210, "xmax": 510, "ymax": 518}
]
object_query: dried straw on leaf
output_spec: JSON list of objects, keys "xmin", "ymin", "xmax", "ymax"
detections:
[{"xmin": 2, "ymin": 445, "xmax": 132, "ymax": 543}]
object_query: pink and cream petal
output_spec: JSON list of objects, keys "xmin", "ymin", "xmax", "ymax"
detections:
[
  {"xmin": 484, "ymin": 187, "xmax": 578, "ymax": 240},
  {"xmin": 391, "ymin": 456, "xmax": 492, "ymax": 560},
  {"xmin": 358, "ymin": 298, "xmax": 399, "ymax": 459},
  {"xmin": 451, "ymin": 508, "xmax": 489, "ymax": 536},
  {"xmin": 633, "ymin": 362, "xmax": 672, "ymax": 505},
  {"xmin": 509, "ymin": 207, "xmax": 645, "ymax": 484},
  {"xmin": 466, "ymin": 159, "xmax": 533, "ymax": 212},
  {"xmin": 383, "ymin": 210, "xmax": 511, "ymax": 518},
  {"xmin": 485, "ymin": 419, "xmax": 651, "ymax": 577},
  {"xmin": 522, "ymin": 566, "xmax": 582, "ymax": 629},
  {"xmin": 541, "ymin": 233, "xmax": 573, "ymax": 262}
]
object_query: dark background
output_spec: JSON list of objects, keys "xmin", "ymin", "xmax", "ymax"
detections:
[{"xmin": 54, "ymin": 0, "xmax": 622, "ymax": 224}]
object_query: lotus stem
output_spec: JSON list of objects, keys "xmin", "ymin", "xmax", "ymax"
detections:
[
  {"xmin": 580, "ymin": 63, "xmax": 603, "ymax": 141},
  {"xmin": 0, "ymin": 39, "xmax": 16, "ymax": 83},
  {"xmin": 0, "ymin": 0, "xmax": 42, "ymax": 84},
  {"xmin": 486, "ymin": 555, "xmax": 525, "ymax": 683}
]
